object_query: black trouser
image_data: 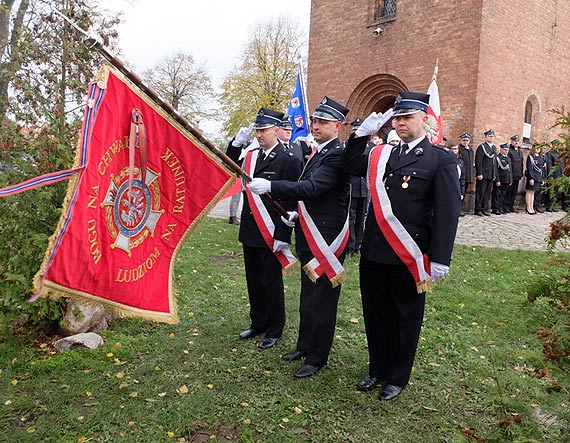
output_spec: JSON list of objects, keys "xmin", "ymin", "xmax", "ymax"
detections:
[
  {"xmin": 243, "ymin": 244, "xmax": 285, "ymax": 339},
  {"xmin": 492, "ymin": 182, "xmax": 510, "ymax": 212},
  {"xmin": 475, "ymin": 178, "xmax": 493, "ymax": 212},
  {"xmin": 294, "ymin": 235, "xmax": 345, "ymax": 367},
  {"xmin": 347, "ymin": 196, "xmax": 367, "ymax": 253},
  {"xmin": 359, "ymin": 257, "xmax": 426, "ymax": 387},
  {"xmin": 505, "ymin": 178, "xmax": 520, "ymax": 211}
]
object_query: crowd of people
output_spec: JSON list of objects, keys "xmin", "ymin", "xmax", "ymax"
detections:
[
  {"xmin": 446, "ymin": 131, "xmax": 566, "ymax": 216},
  {"xmin": 224, "ymin": 91, "xmax": 461, "ymax": 402}
]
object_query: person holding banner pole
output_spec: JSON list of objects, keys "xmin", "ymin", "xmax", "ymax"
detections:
[
  {"xmin": 343, "ymin": 92, "xmax": 461, "ymax": 401},
  {"xmin": 248, "ymin": 96, "xmax": 350, "ymax": 378},
  {"xmin": 226, "ymin": 125, "xmax": 255, "ymax": 225},
  {"xmin": 238, "ymin": 108, "xmax": 303, "ymax": 350}
]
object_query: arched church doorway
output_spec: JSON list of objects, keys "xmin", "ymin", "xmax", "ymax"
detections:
[{"xmin": 344, "ymin": 74, "xmax": 407, "ymax": 140}]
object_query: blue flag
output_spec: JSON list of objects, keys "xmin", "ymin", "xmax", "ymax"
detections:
[{"xmin": 287, "ymin": 70, "xmax": 309, "ymax": 141}]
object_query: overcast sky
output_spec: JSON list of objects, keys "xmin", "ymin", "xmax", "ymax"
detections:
[{"xmin": 101, "ymin": 0, "xmax": 311, "ymax": 87}]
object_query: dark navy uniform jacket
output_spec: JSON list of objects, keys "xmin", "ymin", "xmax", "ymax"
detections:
[
  {"xmin": 238, "ymin": 143, "xmax": 303, "ymax": 248},
  {"xmin": 269, "ymin": 138, "xmax": 350, "ymax": 255},
  {"xmin": 475, "ymin": 142, "xmax": 496, "ymax": 179},
  {"xmin": 343, "ymin": 135, "xmax": 461, "ymax": 266}
]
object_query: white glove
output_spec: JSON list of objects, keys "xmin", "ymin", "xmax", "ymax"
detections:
[
  {"xmin": 280, "ymin": 211, "xmax": 298, "ymax": 228},
  {"xmin": 430, "ymin": 262, "xmax": 449, "ymax": 281},
  {"xmin": 273, "ymin": 240, "xmax": 289, "ymax": 252},
  {"xmin": 355, "ymin": 109, "xmax": 395, "ymax": 138},
  {"xmin": 232, "ymin": 124, "xmax": 255, "ymax": 147},
  {"xmin": 248, "ymin": 177, "xmax": 271, "ymax": 194}
]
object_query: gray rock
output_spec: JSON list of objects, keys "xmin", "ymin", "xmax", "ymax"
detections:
[
  {"xmin": 54, "ymin": 332, "xmax": 104, "ymax": 351},
  {"xmin": 59, "ymin": 301, "xmax": 116, "ymax": 335}
]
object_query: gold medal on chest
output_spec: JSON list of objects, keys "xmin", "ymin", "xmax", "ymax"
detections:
[
  {"xmin": 401, "ymin": 175, "xmax": 410, "ymax": 189},
  {"xmin": 401, "ymin": 182, "xmax": 409, "ymax": 189}
]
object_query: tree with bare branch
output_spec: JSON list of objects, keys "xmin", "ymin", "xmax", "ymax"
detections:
[
  {"xmin": 219, "ymin": 16, "xmax": 306, "ymax": 138},
  {"xmin": 142, "ymin": 51, "xmax": 214, "ymax": 122}
]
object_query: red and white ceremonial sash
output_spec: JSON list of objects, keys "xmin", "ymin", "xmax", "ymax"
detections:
[
  {"xmin": 297, "ymin": 200, "xmax": 349, "ymax": 288},
  {"xmin": 368, "ymin": 144, "xmax": 434, "ymax": 293},
  {"xmin": 242, "ymin": 149, "xmax": 298, "ymax": 273}
]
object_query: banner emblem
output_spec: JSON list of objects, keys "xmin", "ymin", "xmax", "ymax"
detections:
[{"xmin": 102, "ymin": 167, "xmax": 163, "ymax": 255}]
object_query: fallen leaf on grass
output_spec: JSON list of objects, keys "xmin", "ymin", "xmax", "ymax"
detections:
[
  {"xmin": 243, "ymin": 419, "xmax": 251, "ymax": 425},
  {"xmin": 240, "ymin": 402, "xmax": 249, "ymax": 407},
  {"xmin": 129, "ymin": 392, "xmax": 138, "ymax": 398},
  {"xmin": 110, "ymin": 342, "xmax": 122, "ymax": 352},
  {"xmin": 206, "ymin": 384, "xmax": 214, "ymax": 389},
  {"xmin": 177, "ymin": 385, "xmax": 189, "ymax": 394},
  {"xmin": 293, "ymin": 407, "xmax": 302, "ymax": 414},
  {"xmin": 350, "ymin": 318, "xmax": 359, "ymax": 324}
]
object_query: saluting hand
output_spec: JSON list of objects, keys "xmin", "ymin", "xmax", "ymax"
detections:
[{"xmin": 232, "ymin": 124, "xmax": 255, "ymax": 147}]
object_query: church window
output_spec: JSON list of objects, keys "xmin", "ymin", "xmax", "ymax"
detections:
[{"xmin": 374, "ymin": 0, "xmax": 396, "ymax": 22}]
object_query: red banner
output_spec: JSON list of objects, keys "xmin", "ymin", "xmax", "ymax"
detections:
[{"xmin": 34, "ymin": 66, "xmax": 234, "ymax": 323}]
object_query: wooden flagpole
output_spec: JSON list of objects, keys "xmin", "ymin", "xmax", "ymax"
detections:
[{"xmin": 54, "ymin": 10, "xmax": 289, "ymax": 218}]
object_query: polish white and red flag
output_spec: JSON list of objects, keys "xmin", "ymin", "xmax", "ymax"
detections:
[{"xmin": 426, "ymin": 62, "xmax": 444, "ymax": 145}]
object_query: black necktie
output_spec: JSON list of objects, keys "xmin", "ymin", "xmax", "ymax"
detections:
[{"xmin": 399, "ymin": 143, "xmax": 409, "ymax": 158}]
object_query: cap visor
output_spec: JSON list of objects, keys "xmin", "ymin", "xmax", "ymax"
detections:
[
  {"xmin": 311, "ymin": 111, "xmax": 339, "ymax": 121},
  {"xmin": 392, "ymin": 108, "xmax": 422, "ymax": 117},
  {"xmin": 254, "ymin": 122, "xmax": 275, "ymax": 129}
]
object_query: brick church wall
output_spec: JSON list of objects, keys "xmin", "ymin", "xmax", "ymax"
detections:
[{"xmin": 307, "ymin": 0, "xmax": 570, "ymax": 146}]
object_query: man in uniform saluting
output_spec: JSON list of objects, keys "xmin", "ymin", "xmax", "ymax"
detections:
[
  {"xmin": 237, "ymin": 108, "xmax": 303, "ymax": 350},
  {"xmin": 248, "ymin": 97, "xmax": 350, "ymax": 378},
  {"xmin": 343, "ymin": 92, "xmax": 461, "ymax": 401}
]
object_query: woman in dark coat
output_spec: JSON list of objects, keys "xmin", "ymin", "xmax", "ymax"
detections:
[{"xmin": 525, "ymin": 143, "xmax": 545, "ymax": 214}]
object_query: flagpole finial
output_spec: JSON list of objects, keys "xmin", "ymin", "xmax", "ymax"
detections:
[{"xmin": 432, "ymin": 60, "xmax": 439, "ymax": 82}]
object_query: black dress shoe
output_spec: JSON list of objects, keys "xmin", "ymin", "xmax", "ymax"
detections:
[
  {"xmin": 482, "ymin": 211, "xmax": 491, "ymax": 216},
  {"xmin": 379, "ymin": 384, "xmax": 403, "ymax": 401},
  {"xmin": 258, "ymin": 337, "xmax": 279, "ymax": 350},
  {"xmin": 293, "ymin": 364, "xmax": 321, "ymax": 378},
  {"xmin": 239, "ymin": 328, "xmax": 260, "ymax": 340},
  {"xmin": 282, "ymin": 350, "xmax": 305, "ymax": 362},
  {"xmin": 357, "ymin": 374, "xmax": 379, "ymax": 391},
  {"xmin": 475, "ymin": 211, "xmax": 484, "ymax": 216},
  {"xmin": 535, "ymin": 208, "xmax": 544, "ymax": 213}
]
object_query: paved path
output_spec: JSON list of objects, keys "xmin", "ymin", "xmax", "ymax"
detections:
[{"xmin": 209, "ymin": 197, "xmax": 569, "ymax": 252}]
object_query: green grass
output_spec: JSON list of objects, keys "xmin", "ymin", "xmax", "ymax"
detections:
[{"xmin": 1, "ymin": 217, "xmax": 569, "ymax": 442}]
